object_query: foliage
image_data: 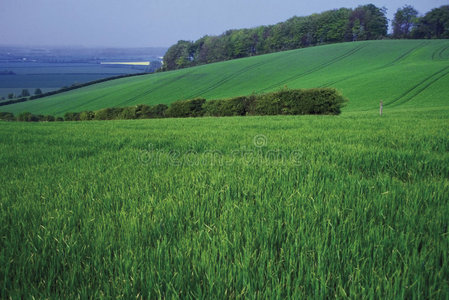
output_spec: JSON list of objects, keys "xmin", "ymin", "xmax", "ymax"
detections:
[
  {"xmin": 79, "ymin": 111, "xmax": 95, "ymax": 121},
  {"xmin": 412, "ymin": 5, "xmax": 449, "ymax": 39},
  {"xmin": 20, "ymin": 89, "xmax": 30, "ymax": 97},
  {"xmin": 64, "ymin": 112, "xmax": 81, "ymax": 121},
  {"xmin": 165, "ymin": 98, "xmax": 206, "ymax": 118},
  {"xmin": 2, "ymin": 89, "xmax": 346, "ymax": 123},
  {"xmin": 203, "ymin": 97, "xmax": 247, "ymax": 116},
  {"xmin": 0, "ymin": 112, "xmax": 15, "ymax": 121},
  {"xmin": 163, "ymin": 4, "xmax": 388, "ymax": 70},
  {"xmin": 393, "ymin": 5, "xmax": 419, "ymax": 38}
]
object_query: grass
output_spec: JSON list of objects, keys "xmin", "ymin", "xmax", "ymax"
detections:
[
  {"xmin": 2, "ymin": 40, "xmax": 449, "ymax": 116},
  {"xmin": 1, "ymin": 39, "xmax": 448, "ymax": 298},
  {"xmin": 1, "ymin": 104, "xmax": 448, "ymax": 298}
]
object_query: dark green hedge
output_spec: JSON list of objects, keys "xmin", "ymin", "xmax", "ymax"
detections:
[
  {"xmin": 1, "ymin": 88, "xmax": 347, "ymax": 122},
  {"xmin": 165, "ymin": 98, "xmax": 206, "ymax": 118}
]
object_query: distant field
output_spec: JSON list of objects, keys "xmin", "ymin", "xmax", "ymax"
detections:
[
  {"xmin": 2, "ymin": 40, "xmax": 449, "ymax": 115},
  {"xmin": 1, "ymin": 105, "xmax": 448, "ymax": 298},
  {"xmin": 0, "ymin": 62, "xmax": 148, "ymax": 98}
]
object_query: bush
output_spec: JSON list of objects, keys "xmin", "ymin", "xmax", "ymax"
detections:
[
  {"xmin": 279, "ymin": 88, "xmax": 347, "ymax": 115},
  {"xmin": 203, "ymin": 97, "xmax": 247, "ymax": 116},
  {"xmin": 42, "ymin": 115, "xmax": 56, "ymax": 122},
  {"xmin": 119, "ymin": 107, "xmax": 137, "ymax": 120},
  {"xmin": 9, "ymin": 88, "xmax": 346, "ymax": 123},
  {"xmin": 17, "ymin": 112, "xmax": 39, "ymax": 122},
  {"xmin": 149, "ymin": 104, "xmax": 168, "ymax": 118},
  {"xmin": 79, "ymin": 111, "xmax": 95, "ymax": 121},
  {"xmin": 64, "ymin": 112, "xmax": 81, "ymax": 121},
  {"xmin": 94, "ymin": 107, "xmax": 123, "ymax": 120},
  {"xmin": 253, "ymin": 92, "xmax": 283, "ymax": 115},
  {"xmin": 0, "ymin": 112, "xmax": 15, "ymax": 121},
  {"xmin": 165, "ymin": 98, "xmax": 206, "ymax": 118},
  {"xmin": 202, "ymin": 100, "xmax": 221, "ymax": 116},
  {"xmin": 250, "ymin": 88, "xmax": 347, "ymax": 116}
]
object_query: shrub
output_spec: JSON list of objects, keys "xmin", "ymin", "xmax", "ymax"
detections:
[
  {"xmin": 64, "ymin": 112, "xmax": 81, "ymax": 121},
  {"xmin": 119, "ymin": 107, "xmax": 137, "ymax": 120},
  {"xmin": 135, "ymin": 104, "xmax": 168, "ymax": 119},
  {"xmin": 94, "ymin": 107, "xmax": 123, "ymax": 120},
  {"xmin": 202, "ymin": 100, "xmax": 222, "ymax": 116},
  {"xmin": 253, "ymin": 92, "xmax": 283, "ymax": 115},
  {"xmin": 79, "ymin": 111, "xmax": 95, "ymax": 121},
  {"xmin": 17, "ymin": 112, "xmax": 39, "ymax": 122},
  {"xmin": 0, "ymin": 112, "xmax": 15, "ymax": 121},
  {"xmin": 165, "ymin": 98, "xmax": 206, "ymax": 118},
  {"xmin": 42, "ymin": 115, "xmax": 56, "ymax": 122},
  {"xmin": 203, "ymin": 97, "xmax": 247, "ymax": 116},
  {"xmin": 279, "ymin": 88, "xmax": 347, "ymax": 115},
  {"xmin": 149, "ymin": 104, "xmax": 168, "ymax": 118}
]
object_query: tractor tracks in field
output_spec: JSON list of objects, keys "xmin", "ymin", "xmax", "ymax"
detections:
[
  {"xmin": 432, "ymin": 43, "xmax": 449, "ymax": 61},
  {"xmin": 385, "ymin": 65, "xmax": 449, "ymax": 107},
  {"xmin": 319, "ymin": 41, "xmax": 432, "ymax": 88},
  {"xmin": 257, "ymin": 44, "xmax": 367, "ymax": 93},
  {"xmin": 114, "ymin": 73, "xmax": 192, "ymax": 106},
  {"xmin": 382, "ymin": 41, "xmax": 430, "ymax": 68},
  {"xmin": 183, "ymin": 60, "xmax": 268, "ymax": 99}
]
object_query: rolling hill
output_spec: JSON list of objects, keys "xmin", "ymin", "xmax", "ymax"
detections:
[{"xmin": 2, "ymin": 39, "xmax": 449, "ymax": 115}]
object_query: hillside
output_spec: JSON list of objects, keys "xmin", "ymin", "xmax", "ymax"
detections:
[{"xmin": 2, "ymin": 39, "xmax": 449, "ymax": 115}]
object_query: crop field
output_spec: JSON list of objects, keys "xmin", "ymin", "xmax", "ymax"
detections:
[
  {"xmin": 2, "ymin": 40, "xmax": 449, "ymax": 116},
  {"xmin": 1, "ymin": 103, "xmax": 448, "ymax": 297},
  {"xmin": 1, "ymin": 38, "xmax": 449, "ymax": 298},
  {"xmin": 0, "ymin": 62, "xmax": 148, "ymax": 99}
]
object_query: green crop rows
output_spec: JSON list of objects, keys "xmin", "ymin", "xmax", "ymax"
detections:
[
  {"xmin": 1, "ymin": 105, "xmax": 448, "ymax": 298},
  {"xmin": 2, "ymin": 40, "xmax": 449, "ymax": 116}
]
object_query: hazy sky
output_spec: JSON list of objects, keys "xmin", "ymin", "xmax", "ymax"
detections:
[{"xmin": 0, "ymin": 0, "xmax": 447, "ymax": 48}]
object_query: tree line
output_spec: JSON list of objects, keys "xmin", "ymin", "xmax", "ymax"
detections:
[
  {"xmin": 163, "ymin": 4, "xmax": 449, "ymax": 71},
  {"xmin": 0, "ymin": 88, "xmax": 347, "ymax": 122}
]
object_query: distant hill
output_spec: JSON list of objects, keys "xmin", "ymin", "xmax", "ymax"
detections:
[
  {"xmin": 162, "ymin": 5, "xmax": 449, "ymax": 71},
  {"xmin": 2, "ymin": 40, "xmax": 449, "ymax": 115},
  {"xmin": 0, "ymin": 46, "xmax": 167, "ymax": 63}
]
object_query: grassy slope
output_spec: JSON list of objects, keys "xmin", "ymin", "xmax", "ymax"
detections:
[{"xmin": 2, "ymin": 40, "xmax": 449, "ymax": 115}]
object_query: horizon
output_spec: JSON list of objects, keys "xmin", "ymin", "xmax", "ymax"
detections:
[{"xmin": 0, "ymin": 0, "xmax": 447, "ymax": 48}]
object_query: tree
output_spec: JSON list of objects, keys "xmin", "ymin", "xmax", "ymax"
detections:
[
  {"xmin": 34, "ymin": 88, "xmax": 43, "ymax": 96},
  {"xmin": 20, "ymin": 89, "xmax": 30, "ymax": 97},
  {"xmin": 8, "ymin": 93, "xmax": 14, "ymax": 99},
  {"xmin": 162, "ymin": 40, "xmax": 194, "ymax": 70},
  {"xmin": 393, "ymin": 5, "xmax": 419, "ymax": 38},
  {"xmin": 350, "ymin": 4, "xmax": 388, "ymax": 41},
  {"xmin": 412, "ymin": 6, "xmax": 449, "ymax": 39}
]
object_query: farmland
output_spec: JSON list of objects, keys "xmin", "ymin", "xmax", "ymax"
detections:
[
  {"xmin": 1, "ymin": 40, "xmax": 449, "ymax": 116},
  {"xmin": 1, "ymin": 107, "xmax": 448, "ymax": 298},
  {"xmin": 0, "ymin": 62, "xmax": 148, "ymax": 99},
  {"xmin": 0, "ymin": 46, "xmax": 166, "ymax": 99},
  {"xmin": 1, "ymin": 39, "xmax": 449, "ymax": 298}
]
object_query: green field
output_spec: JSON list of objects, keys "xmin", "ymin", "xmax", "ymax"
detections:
[
  {"xmin": 2, "ymin": 40, "xmax": 449, "ymax": 115},
  {"xmin": 1, "ymin": 39, "xmax": 449, "ymax": 298},
  {"xmin": 1, "ymin": 106, "xmax": 449, "ymax": 298}
]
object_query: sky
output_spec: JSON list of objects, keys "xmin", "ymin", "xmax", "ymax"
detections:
[{"xmin": 0, "ymin": 0, "xmax": 447, "ymax": 48}]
